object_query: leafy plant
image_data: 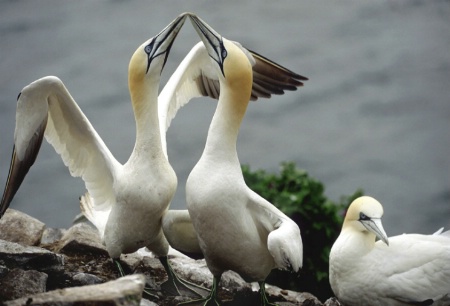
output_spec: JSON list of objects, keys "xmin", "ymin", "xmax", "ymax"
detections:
[{"xmin": 242, "ymin": 162, "xmax": 363, "ymax": 301}]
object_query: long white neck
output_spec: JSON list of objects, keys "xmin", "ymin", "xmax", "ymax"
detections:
[
  {"xmin": 202, "ymin": 83, "xmax": 250, "ymax": 163},
  {"xmin": 129, "ymin": 77, "xmax": 164, "ymax": 161}
]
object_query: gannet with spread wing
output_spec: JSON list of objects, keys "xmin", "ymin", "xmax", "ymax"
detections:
[
  {"xmin": 182, "ymin": 14, "xmax": 305, "ymax": 305},
  {"xmin": 0, "ymin": 13, "xmax": 201, "ymax": 297},
  {"xmin": 329, "ymin": 196, "xmax": 450, "ymax": 306}
]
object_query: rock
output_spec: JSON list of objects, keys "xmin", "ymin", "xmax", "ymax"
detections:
[
  {"xmin": 324, "ymin": 297, "xmax": 342, "ymax": 306},
  {"xmin": 3, "ymin": 274, "xmax": 145, "ymax": 306},
  {"xmin": 56, "ymin": 222, "xmax": 108, "ymax": 256},
  {"xmin": 0, "ymin": 209, "xmax": 45, "ymax": 246},
  {"xmin": 169, "ymin": 254, "xmax": 249, "ymax": 291},
  {"xmin": 72, "ymin": 272, "xmax": 103, "ymax": 286},
  {"xmin": 0, "ymin": 268, "xmax": 47, "ymax": 301},
  {"xmin": 266, "ymin": 285, "xmax": 322, "ymax": 305},
  {"xmin": 0, "ymin": 209, "xmax": 327, "ymax": 306},
  {"xmin": 140, "ymin": 298, "xmax": 159, "ymax": 306},
  {"xmin": 40, "ymin": 227, "xmax": 66, "ymax": 245},
  {"xmin": 0, "ymin": 239, "xmax": 64, "ymax": 274}
]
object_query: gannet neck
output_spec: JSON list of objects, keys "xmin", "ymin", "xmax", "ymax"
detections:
[
  {"xmin": 202, "ymin": 40, "xmax": 253, "ymax": 158},
  {"xmin": 337, "ymin": 222, "xmax": 378, "ymax": 257},
  {"xmin": 128, "ymin": 49, "xmax": 164, "ymax": 157}
]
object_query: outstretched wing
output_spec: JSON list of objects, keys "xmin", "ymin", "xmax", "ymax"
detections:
[
  {"xmin": 0, "ymin": 76, "xmax": 120, "ymax": 225},
  {"xmin": 158, "ymin": 42, "xmax": 308, "ymax": 157}
]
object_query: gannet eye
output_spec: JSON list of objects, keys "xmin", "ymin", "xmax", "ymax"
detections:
[
  {"xmin": 222, "ymin": 49, "xmax": 227, "ymax": 59},
  {"xmin": 144, "ymin": 44, "xmax": 153, "ymax": 55},
  {"xmin": 359, "ymin": 212, "xmax": 370, "ymax": 221}
]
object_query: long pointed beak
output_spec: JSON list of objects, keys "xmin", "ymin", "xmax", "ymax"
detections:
[
  {"xmin": 146, "ymin": 13, "xmax": 187, "ymax": 72},
  {"xmin": 363, "ymin": 218, "xmax": 390, "ymax": 246},
  {"xmin": 188, "ymin": 13, "xmax": 227, "ymax": 76}
]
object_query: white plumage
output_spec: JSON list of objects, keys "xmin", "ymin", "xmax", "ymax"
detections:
[
  {"xmin": 184, "ymin": 14, "xmax": 305, "ymax": 305},
  {"xmin": 329, "ymin": 196, "xmax": 450, "ymax": 306}
]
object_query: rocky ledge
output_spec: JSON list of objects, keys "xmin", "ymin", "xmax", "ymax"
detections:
[{"xmin": 0, "ymin": 209, "xmax": 341, "ymax": 306}]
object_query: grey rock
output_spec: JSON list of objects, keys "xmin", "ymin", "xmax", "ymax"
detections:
[
  {"xmin": 266, "ymin": 285, "xmax": 322, "ymax": 305},
  {"xmin": 56, "ymin": 222, "xmax": 108, "ymax": 256},
  {"xmin": 72, "ymin": 272, "xmax": 103, "ymax": 286},
  {"xmin": 0, "ymin": 239, "xmax": 64, "ymax": 273},
  {"xmin": 40, "ymin": 227, "xmax": 66, "ymax": 245},
  {"xmin": 0, "ymin": 268, "xmax": 47, "ymax": 301},
  {"xmin": 324, "ymin": 297, "xmax": 342, "ymax": 306},
  {"xmin": 3, "ymin": 274, "xmax": 145, "ymax": 306},
  {"xmin": 0, "ymin": 209, "xmax": 45, "ymax": 246},
  {"xmin": 169, "ymin": 255, "xmax": 249, "ymax": 291},
  {"xmin": 140, "ymin": 298, "xmax": 159, "ymax": 306}
]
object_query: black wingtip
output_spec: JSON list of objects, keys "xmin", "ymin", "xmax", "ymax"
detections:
[
  {"xmin": 247, "ymin": 48, "xmax": 309, "ymax": 82},
  {"xmin": 1, "ymin": 146, "xmax": 19, "ymax": 218}
]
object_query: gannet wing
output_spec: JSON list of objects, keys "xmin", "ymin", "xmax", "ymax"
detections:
[
  {"xmin": 162, "ymin": 209, "xmax": 203, "ymax": 259},
  {"xmin": 0, "ymin": 76, "xmax": 119, "ymax": 229},
  {"xmin": 158, "ymin": 42, "xmax": 308, "ymax": 156},
  {"xmin": 246, "ymin": 190, "xmax": 303, "ymax": 272},
  {"xmin": 374, "ymin": 233, "xmax": 450, "ymax": 304}
]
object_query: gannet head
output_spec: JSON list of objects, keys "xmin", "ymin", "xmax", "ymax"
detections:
[
  {"xmin": 344, "ymin": 196, "xmax": 389, "ymax": 246},
  {"xmin": 188, "ymin": 14, "xmax": 252, "ymax": 83},
  {"xmin": 128, "ymin": 13, "xmax": 187, "ymax": 87}
]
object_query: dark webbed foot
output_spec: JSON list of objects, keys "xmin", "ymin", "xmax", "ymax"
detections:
[
  {"xmin": 159, "ymin": 256, "xmax": 210, "ymax": 298},
  {"xmin": 113, "ymin": 258, "xmax": 159, "ymax": 298},
  {"xmin": 177, "ymin": 275, "xmax": 221, "ymax": 306}
]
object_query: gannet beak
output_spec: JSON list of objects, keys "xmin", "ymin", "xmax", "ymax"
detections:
[
  {"xmin": 362, "ymin": 218, "xmax": 390, "ymax": 246},
  {"xmin": 145, "ymin": 13, "xmax": 187, "ymax": 73},
  {"xmin": 188, "ymin": 13, "xmax": 227, "ymax": 76}
]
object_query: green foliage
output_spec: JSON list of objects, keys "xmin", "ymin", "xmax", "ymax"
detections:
[{"xmin": 242, "ymin": 162, "xmax": 363, "ymax": 302}]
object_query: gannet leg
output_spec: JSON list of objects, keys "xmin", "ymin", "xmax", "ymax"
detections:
[
  {"xmin": 113, "ymin": 258, "xmax": 159, "ymax": 299},
  {"xmin": 258, "ymin": 281, "xmax": 277, "ymax": 306},
  {"xmin": 159, "ymin": 256, "xmax": 209, "ymax": 298},
  {"xmin": 177, "ymin": 274, "xmax": 221, "ymax": 306}
]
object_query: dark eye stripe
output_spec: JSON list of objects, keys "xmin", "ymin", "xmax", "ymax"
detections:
[{"xmin": 359, "ymin": 212, "xmax": 370, "ymax": 221}]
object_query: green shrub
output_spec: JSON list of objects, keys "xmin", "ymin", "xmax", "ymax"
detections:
[{"xmin": 242, "ymin": 162, "xmax": 363, "ymax": 302}]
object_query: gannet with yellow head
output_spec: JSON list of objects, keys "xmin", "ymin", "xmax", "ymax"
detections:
[
  {"xmin": 330, "ymin": 196, "xmax": 450, "ymax": 306},
  {"xmin": 0, "ymin": 13, "xmax": 205, "ymax": 298},
  {"xmin": 182, "ymin": 14, "xmax": 304, "ymax": 305}
]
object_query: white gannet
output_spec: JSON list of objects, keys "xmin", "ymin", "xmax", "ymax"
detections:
[
  {"xmin": 329, "ymin": 196, "xmax": 450, "ymax": 306},
  {"xmin": 0, "ymin": 14, "xmax": 202, "ymax": 297},
  {"xmin": 182, "ymin": 14, "xmax": 304, "ymax": 305},
  {"xmin": 159, "ymin": 39, "xmax": 308, "ymax": 260}
]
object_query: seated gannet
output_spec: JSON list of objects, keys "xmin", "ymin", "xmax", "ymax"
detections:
[
  {"xmin": 182, "ymin": 14, "xmax": 305, "ymax": 305},
  {"xmin": 329, "ymin": 196, "xmax": 450, "ymax": 306}
]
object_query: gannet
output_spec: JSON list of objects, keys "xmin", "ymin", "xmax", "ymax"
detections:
[
  {"xmin": 183, "ymin": 14, "xmax": 305, "ymax": 305},
  {"xmin": 329, "ymin": 196, "xmax": 450, "ymax": 306},
  {"xmin": 0, "ymin": 13, "xmax": 203, "ymax": 297},
  {"xmin": 159, "ymin": 37, "xmax": 308, "ymax": 260}
]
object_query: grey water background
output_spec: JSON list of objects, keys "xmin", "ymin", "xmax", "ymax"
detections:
[{"xmin": 0, "ymin": 1, "xmax": 449, "ymax": 236}]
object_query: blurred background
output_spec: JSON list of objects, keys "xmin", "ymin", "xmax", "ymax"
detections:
[{"xmin": 0, "ymin": 0, "xmax": 449, "ymax": 236}]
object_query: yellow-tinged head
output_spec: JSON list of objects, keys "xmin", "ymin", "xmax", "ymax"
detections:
[
  {"xmin": 188, "ymin": 13, "xmax": 253, "ymax": 105},
  {"xmin": 128, "ymin": 13, "xmax": 187, "ymax": 102},
  {"xmin": 344, "ymin": 196, "xmax": 389, "ymax": 245}
]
